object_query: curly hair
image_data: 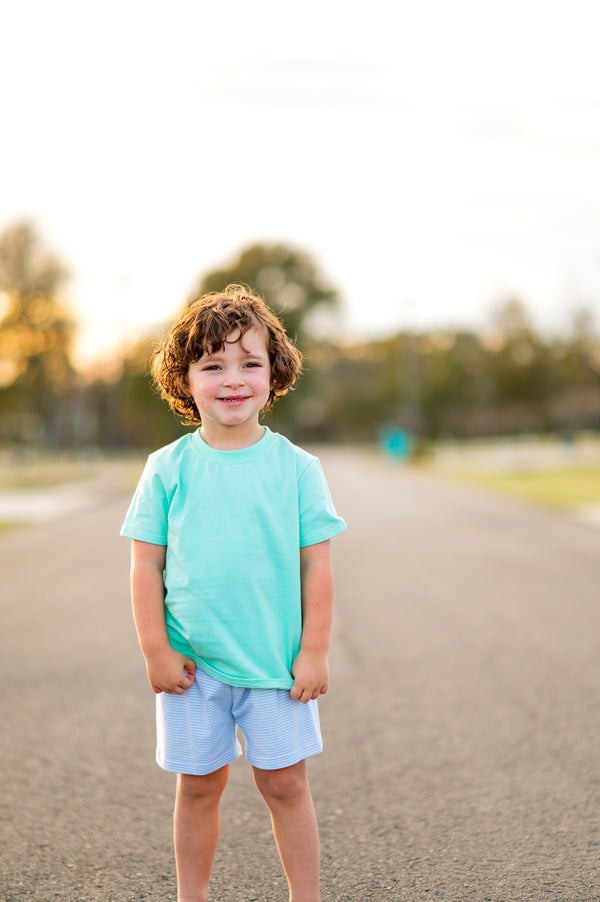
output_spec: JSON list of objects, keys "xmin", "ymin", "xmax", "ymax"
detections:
[{"xmin": 151, "ymin": 284, "xmax": 303, "ymax": 425}]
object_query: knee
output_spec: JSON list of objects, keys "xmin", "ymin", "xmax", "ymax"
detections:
[
  {"xmin": 178, "ymin": 765, "xmax": 229, "ymax": 801},
  {"xmin": 253, "ymin": 762, "xmax": 308, "ymax": 804}
]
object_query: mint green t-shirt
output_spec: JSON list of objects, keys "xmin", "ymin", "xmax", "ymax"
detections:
[{"xmin": 120, "ymin": 427, "xmax": 346, "ymax": 689}]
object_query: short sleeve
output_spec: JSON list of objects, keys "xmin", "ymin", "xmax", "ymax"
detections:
[
  {"xmin": 120, "ymin": 457, "xmax": 170, "ymax": 546},
  {"xmin": 298, "ymin": 458, "xmax": 346, "ymax": 548}
]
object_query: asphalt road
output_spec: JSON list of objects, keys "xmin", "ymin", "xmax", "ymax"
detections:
[{"xmin": 1, "ymin": 449, "xmax": 599, "ymax": 902}]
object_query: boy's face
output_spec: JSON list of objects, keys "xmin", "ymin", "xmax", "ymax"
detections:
[{"xmin": 185, "ymin": 326, "xmax": 272, "ymax": 445}]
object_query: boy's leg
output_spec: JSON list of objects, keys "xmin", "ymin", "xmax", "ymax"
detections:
[
  {"xmin": 174, "ymin": 765, "xmax": 230, "ymax": 902},
  {"xmin": 252, "ymin": 759, "xmax": 320, "ymax": 902}
]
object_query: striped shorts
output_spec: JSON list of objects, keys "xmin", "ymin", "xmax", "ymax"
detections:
[{"xmin": 156, "ymin": 667, "xmax": 323, "ymax": 775}]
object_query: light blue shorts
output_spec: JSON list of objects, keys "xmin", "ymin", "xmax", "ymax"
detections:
[{"xmin": 156, "ymin": 667, "xmax": 323, "ymax": 775}]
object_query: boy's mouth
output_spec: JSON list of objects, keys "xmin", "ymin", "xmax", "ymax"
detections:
[{"xmin": 219, "ymin": 396, "xmax": 250, "ymax": 404}]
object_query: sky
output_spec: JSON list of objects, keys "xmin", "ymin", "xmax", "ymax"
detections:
[{"xmin": 2, "ymin": 0, "xmax": 600, "ymax": 367}]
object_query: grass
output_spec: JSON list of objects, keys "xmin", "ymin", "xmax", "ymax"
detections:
[
  {"xmin": 0, "ymin": 458, "xmax": 95, "ymax": 490},
  {"xmin": 0, "ymin": 451, "xmax": 146, "ymax": 492},
  {"xmin": 416, "ymin": 433, "xmax": 600, "ymax": 512},
  {"xmin": 440, "ymin": 465, "xmax": 600, "ymax": 511}
]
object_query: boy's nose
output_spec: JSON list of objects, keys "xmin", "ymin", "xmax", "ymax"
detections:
[{"xmin": 223, "ymin": 371, "xmax": 244, "ymax": 387}]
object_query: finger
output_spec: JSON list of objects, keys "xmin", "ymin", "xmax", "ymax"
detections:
[{"xmin": 290, "ymin": 684, "xmax": 302, "ymax": 701}]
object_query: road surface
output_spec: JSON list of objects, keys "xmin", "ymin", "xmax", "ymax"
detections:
[{"xmin": 1, "ymin": 449, "xmax": 599, "ymax": 901}]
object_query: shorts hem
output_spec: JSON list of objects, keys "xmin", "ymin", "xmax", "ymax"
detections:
[
  {"xmin": 246, "ymin": 740, "xmax": 323, "ymax": 771},
  {"xmin": 157, "ymin": 748, "xmax": 242, "ymax": 776}
]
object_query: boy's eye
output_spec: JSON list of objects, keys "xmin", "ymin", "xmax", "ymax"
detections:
[{"xmin": 203, "ymin": 364, "xmax": 221, "ymax": 371}]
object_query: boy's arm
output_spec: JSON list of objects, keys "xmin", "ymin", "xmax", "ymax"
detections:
[
  {"xmin": 130, "ymin": 539, "xmax": 195, "ymax": 694},
  {"xmin": 291, "ymin": 539, "xmax": 334, "ymax": 704}
]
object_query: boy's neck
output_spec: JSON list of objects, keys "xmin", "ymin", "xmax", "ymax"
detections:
[{"xmin": 199, "ymin": 422, "xmax": 266, "ymax": 451}]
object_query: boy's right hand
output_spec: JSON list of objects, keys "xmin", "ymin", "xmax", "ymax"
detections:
[{"xmin": 145, "ymin": 648, "xmax": 196, "ymax": 695}]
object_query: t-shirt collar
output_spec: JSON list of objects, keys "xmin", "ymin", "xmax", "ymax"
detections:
[{"xmin": 191, "ymin": 426, "xmax": 275, "ymax": 462}]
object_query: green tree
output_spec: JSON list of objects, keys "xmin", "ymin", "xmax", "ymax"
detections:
[
  {"xmin": 0, "ymin": 222, "xmax": 75, "ymax": 442},
  {"xmin": 489, "ymin": 298, "xmax": 552, "ymax": 411},
  {"xmin": 548, "ymin": 307, "xmax": 600, "ymax": 431},
  {"xmin": 192, "ymin": 243, "xmax": 340, "ymax": 345},
  {"xmin": 111, "ymin": 337, "xmax": 189, "ymax": 448},
  {"xmin": 561, "ymin": 307, "xmax": 599, "ymax": 383}
]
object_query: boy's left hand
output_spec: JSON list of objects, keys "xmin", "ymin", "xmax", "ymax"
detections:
[{"xmin": 290, "ymin": 649, "xmax": 329, "ymax": 704}]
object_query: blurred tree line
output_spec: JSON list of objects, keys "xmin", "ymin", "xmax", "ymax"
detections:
[
  {"xmin": 0, "ymin": 223, "xmax": 76, "ymax": 444},
  {"xmin": 1, "ymin": 221, "xmax": 599, "ymax": 450}
]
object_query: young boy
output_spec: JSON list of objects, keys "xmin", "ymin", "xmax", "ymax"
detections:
[{"xmin": 121, "ymin": 284, "xmax": 345, "ymax": 902}]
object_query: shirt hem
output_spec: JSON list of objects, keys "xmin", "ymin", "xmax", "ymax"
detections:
[
  {"xmin": 120, "ymin": 528, "xmax": 167, "ymax": 545},
  {"xmin": 300, "ymin": 521, "xmax": 347, "ymax": 548},
  {"xmin": 190, "ymin": 658, "xmax": 295, "ymax": 691}
]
